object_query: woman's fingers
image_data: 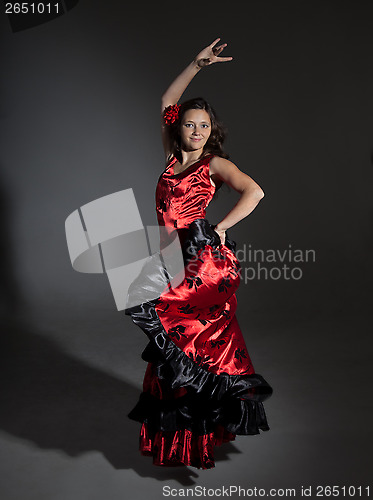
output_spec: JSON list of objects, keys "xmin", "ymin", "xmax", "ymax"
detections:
[
  {"xmin": 215, "ymin": 56, "xmax": 233, "ymax": 62},
  {"xmin": 209, "ymin": 37, "xmax": 221, "ymax": 48},
  {"xmin": 212, "ymin": 43, "xmax": 227, "ymax": 56},
  {"xmin": 211, "ymin": 42, "xmax": 232, "ymax": 62}
]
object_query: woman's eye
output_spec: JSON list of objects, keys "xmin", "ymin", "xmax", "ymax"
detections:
[{"xmin": 184, "ymin": 123, "xmax": 209, "ymax": 128}]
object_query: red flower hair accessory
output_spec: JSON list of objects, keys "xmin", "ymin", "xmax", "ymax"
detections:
[{"xmin": 163, "ymin": 104, "xmax": 180, "ymax": 125}]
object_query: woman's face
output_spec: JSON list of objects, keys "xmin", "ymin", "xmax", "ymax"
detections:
[{"xmin": 179, "ymin": 109, "xmax": 212, "ymax": 152}]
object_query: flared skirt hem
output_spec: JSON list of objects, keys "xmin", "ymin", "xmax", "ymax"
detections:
[{"xmin": 138, "ymin": 422, "xmax": 237, "ymax": 470}]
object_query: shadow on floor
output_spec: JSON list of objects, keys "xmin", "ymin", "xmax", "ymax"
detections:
[{"xmin": 0, "ymin": 312, "xmax": 243, "ymax": 485}]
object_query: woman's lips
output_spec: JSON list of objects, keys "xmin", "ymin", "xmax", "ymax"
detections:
[{"xmin": 191, "ymin": 138, "xmax": 202, "ymax": 141}]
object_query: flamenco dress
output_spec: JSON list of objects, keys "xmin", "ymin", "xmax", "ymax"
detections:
[{"xmin": 124, "ymin": 153, "xmax": 273, "ymax": 469}]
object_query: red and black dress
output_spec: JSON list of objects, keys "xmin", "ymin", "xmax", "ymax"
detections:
[{"xmin": 125, "ymin": 153, "xmax": 273, "ymax": 469}]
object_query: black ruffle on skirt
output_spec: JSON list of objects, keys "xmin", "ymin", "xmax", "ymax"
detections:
[{"xmin": 124, "ymin": 218, "xmax": 273, "ymax": 437}]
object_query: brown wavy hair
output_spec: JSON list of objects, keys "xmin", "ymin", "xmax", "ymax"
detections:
[{"xmin": 166, "ymin": 97, "xmax": 230, "ymax": 199}]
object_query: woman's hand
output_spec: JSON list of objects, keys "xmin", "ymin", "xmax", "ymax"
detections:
[
  {"xmin": 193, "ymin": 38, "xmax": 233, "ymax": 69},
  {"xmin": 214, "ymin": 227, "xmax": 226, "ymax": 246}
]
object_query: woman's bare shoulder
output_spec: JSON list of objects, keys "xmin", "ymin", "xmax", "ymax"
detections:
[
  {"xmin": 209, "ymin": 155, "xmax": 236, "ymax": 173},
  {"xmin": 210, "ymin": 155, "xmax": 264, "ymax": 194}
]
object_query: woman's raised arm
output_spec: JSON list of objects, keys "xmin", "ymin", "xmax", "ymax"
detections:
[{"xmin": 161, "ymin": 38, "xmax": 233, "ymax": 158}]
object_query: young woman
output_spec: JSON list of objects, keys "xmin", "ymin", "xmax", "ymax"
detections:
[{"xmin": 125, "ymin": 38, "xmax": 273, "ymax": 470}]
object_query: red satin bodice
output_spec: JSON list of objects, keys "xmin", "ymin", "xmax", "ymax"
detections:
[{"xmin": 155, "ymin": 153, "xmax": 216, "ymax": 231}]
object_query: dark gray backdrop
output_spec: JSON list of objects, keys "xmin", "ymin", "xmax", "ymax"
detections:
[{"xmin": 0, "ymin": 1, "xmax": 372, "ymax": 499}]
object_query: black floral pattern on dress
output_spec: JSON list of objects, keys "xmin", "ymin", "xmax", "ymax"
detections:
[
  {"xmin": 210, "ymin": 339, "xmax": 226, "ymax": 349},
  {"xmin": 188, "ymin": 351, "xmax": 212, "ymax": 370},
  {"xmin": 234, "ymin": 348, "xmax": 248, "ymax": 363},
  {"xmin": 239, "ymin": 365, "xmax": 254, "ymax": 376},
  {"xmin": 198, "ymin": 318, "xmax": 212, "ymax": 326},
  {"xmin": 185, "ymin": 275, "xmax": 203, "ymax": 291},
  {"xmin": 208, "ymin": 305, "xmax": 222, "ymax": 319},
  {"xmin": 168, "ymin": 324, "xmax": 188, "ymax": 341},
  {"xmin": 218, "ymin": 276, "xmax": 232, "ymax": 293},
  {"xmin": 178, "ymin": 303, "xmax": 197, "ymax": 315}
]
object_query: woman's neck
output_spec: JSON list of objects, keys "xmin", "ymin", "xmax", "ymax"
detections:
[{"xmin": 180, "ymin": 148, "xmax": 206, "ymax": 165}]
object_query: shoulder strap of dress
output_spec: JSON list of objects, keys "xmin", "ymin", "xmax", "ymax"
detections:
[
  {"xmin": 203, "ymin": 152, "xmax": 214, "ymax": 159},
  {"xmin": 202, "ymin": 153, "xmax": 215, "ymax": 164}
]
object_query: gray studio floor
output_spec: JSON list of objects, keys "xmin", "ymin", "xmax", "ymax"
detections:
[{"xmin": 0, "ymin": 299, "xmax": 371, "ymax": 500}]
